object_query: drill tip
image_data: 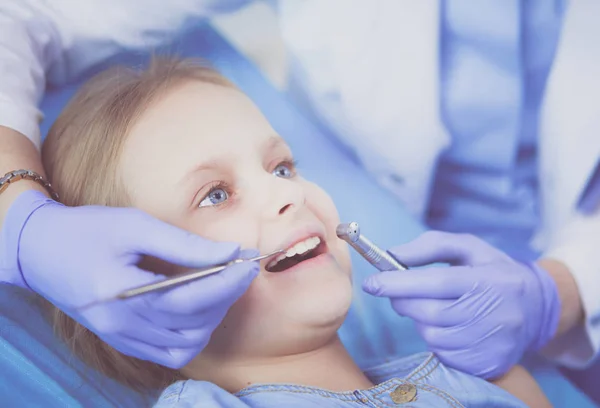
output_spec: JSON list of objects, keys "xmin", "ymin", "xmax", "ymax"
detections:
[{"xmin": 336, "ymin": 222, "xmax": 360, "ymax": 242}]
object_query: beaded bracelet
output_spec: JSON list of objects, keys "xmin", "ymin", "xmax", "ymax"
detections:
[{"xmin": 0, "ymin": 169, "xmax": 59, "ymax": 201}]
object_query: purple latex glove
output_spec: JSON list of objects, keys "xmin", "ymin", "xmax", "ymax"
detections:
[
  {"xmin": 362, "ymin": 231, "xmax": 561, "ymax": 379},
  {"xmin": 0, "ymin": 190, "xmax": 259, "ymax": 368}
]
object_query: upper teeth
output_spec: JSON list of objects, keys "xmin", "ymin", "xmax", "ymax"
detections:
[{"xmin": 268, "ymin": 236, "xmax": 321, "ymax": 268}]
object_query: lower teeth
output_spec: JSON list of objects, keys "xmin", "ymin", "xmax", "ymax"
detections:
[{"xmin": 270, "ymin": 249, "xmax": 317, "ymax": 272}]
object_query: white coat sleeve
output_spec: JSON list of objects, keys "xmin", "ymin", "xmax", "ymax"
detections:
[
  {"xmin": 0, "ymin": 0, "xmax": 251, "ymax": 149},
  {"xmin": 541, "ymin": 206, "xmax": 600, "ymax": 368},
  {"xmin": 0, "ymin": 1, "xmax": 60, "ymax": 147}
]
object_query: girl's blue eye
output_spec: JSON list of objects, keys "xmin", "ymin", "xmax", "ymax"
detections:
[
  {"xmin": 273, "ymin": 162, "xmax": 294, "ymax": 178},
  {"xmin": 199, "ymin": 187, "xmax": 228, "ymax": 207}
]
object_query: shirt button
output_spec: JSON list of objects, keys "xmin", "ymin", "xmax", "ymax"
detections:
[{"xmin": 390, "ymin": 383, "xmax": 417, "ymax": 404}]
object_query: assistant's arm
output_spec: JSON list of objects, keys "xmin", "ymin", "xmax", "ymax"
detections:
[
  {"xmin": 540, "ymin": 206, "xmax": 600, "ymax": 367},
  {"xmin": 0, "ymin": 1, "xmax": 259, "ymax": 369}
]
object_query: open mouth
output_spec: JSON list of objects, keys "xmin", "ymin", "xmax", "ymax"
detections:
[{"xmin": 265, "ymin": 236, "xmax": 327, "ymax": 273}]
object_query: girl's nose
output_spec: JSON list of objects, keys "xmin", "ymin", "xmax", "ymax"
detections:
[
  {"xmin": 267, "ymin": 177, "xmax": 306, "ymax": 219},
  {"xmin": 279, "ymin": 203, "xmax": 293, "ymax": 215}
]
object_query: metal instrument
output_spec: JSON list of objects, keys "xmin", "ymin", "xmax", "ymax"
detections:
[
  {"xmin": 77, "ymin": 249, "xmax": 285, "ymax": 310},
  {"xmin": 336, "ymin": 222, "xmax": 408, "ymax": 271}
]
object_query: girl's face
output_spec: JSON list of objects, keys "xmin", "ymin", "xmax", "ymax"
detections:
[{"xmin": 119, "ymin": 81, "xmax": 352, "ymax": 362}]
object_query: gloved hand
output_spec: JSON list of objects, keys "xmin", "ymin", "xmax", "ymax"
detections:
[
  {"xmin": 1, "ymin": 190, "xmax": 259, "ymax": 368},
  {"xmin": 362, "ymin": 231, "xmax": 562, "ymax": 379}
]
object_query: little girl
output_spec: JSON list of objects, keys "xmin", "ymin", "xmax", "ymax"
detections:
[{"xmin": 42, "ymin": 57, "xmax": 550, "ymax": 407}]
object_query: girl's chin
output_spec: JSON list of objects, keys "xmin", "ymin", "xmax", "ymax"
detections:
[{"xmin": 288, "ymin": 282, "xmax": 353, "ymax": 326}]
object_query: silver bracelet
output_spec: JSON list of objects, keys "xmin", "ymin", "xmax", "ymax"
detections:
[{"xmin": 0, "ymin": 169, "xmax": 59, "ymax": 201}]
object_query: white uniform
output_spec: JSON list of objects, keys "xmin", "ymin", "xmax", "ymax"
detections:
[{"xmin": 0, "ymin": 0, "xmax": 598, "ymax": 368}]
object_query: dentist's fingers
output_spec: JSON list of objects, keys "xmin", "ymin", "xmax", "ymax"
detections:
[
  {"xmin": 128, "ymin": 211, "xmax": 241, "ymax": 268},
  {"xmin": 390, "ymin": 298, "xmax": 462, "ymax": 326},
  {"xmin": 414, "ymin": 319, "xmax": 502, "ymax": 350},
  {"xmin": 123, "ymin": 323, "xmax": 212, "ymax": 349},
  {"xmin": 388, "ymin": 231, "xmax": 511, "ymax": 267},
  {"xmin": 141, "ymin": 261, "xmax": 259, "ymax": 314},
  {"xmin": 389, "ymin": 284, "xmax": 494, "ymax": 326},
  {"xmin": 131, "ymin": 327, "xmax": 209, "ymax": 349},
  {"xmin": 433, "ymin": 347, "xmax": 511, "ymax": 380},
  {"xmin": 414, "ymin": 321, "xmax": 520, "ymax": 379},
  {"xmin": 102, "ymin": 335, "xmax": 197, "ymax": 368},
  {"xmin": 131, "ymin": 298, "xmax": 231, "ymax": 330},
  {"xmin": 362, "ymin": 267, "xmax": 476, "ymax": 299},
  {"xmin": 82, "ymin": 303, "xmax": 212, "ymax": 348},
  {"xmin": 127, "ymin": 248, "xmax": 261, "ymax": 327}
]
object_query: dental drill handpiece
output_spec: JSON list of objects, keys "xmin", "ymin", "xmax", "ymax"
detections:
[{"xmin": 336, "ymin": 222, "xmax": 408, "ymax": 271}]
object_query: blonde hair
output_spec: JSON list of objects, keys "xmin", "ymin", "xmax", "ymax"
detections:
[{"xmin": 42, "ymin": 57, "xmax": 235, "ymax": 391}]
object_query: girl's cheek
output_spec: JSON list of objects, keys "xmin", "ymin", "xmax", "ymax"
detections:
[
  {"xmin": 195, "ymin": 212, "xmax": 259, "ymax": 248},
  {"xmin": 303, "ymin": 181, "xmax": 340, "ymax": 225}
]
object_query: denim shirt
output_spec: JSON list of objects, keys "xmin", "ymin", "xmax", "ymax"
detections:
[{"xmin": 154, "ymin": 352, "xmax": 526, "ymax": 407}]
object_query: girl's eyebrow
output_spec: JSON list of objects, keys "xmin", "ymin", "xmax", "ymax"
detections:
[
  {"xmin": 263, "ymin": 135, "xmax": 289, "ymax": 154},
  {"xmin": 179, "ymin": 159, "xmax": 223, "ymax": 186},
  {"xmin": 180, "ymin": 135, "xmax": 288, "ymax": 186}
]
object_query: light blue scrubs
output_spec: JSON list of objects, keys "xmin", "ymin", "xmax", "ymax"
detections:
[{"xmin": 428, "ymin": 0, "xmax": 566, "ymax": 261}]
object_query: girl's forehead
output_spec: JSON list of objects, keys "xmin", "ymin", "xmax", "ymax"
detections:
[
  {"xmin": 133, "ymin": 82, "xmax": 273, "ymax": 142},
  {"xmin": 128, "ymin": 83, "xmax": 275, "ymax": 150},
  {"xmin": 121, "ymin": 84, "xmax": 289, "ymax": 180}
]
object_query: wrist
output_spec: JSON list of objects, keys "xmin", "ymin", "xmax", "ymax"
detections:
[
  {"xmin": 0, "ymin": 126, "xmax": 47, "ymax": 228},
  {"xmin": 0, "ymin": 179, "xmax": 50, "ymax": 228},
  {"xmin": 537, "ymin": 258, "xmax": 584, "ymax": 337},
  {"xmin": 0, "ymin": 190, "xmax": 53, "ymax": 289},
  {"xmin": 1, "ymin": 178, "xmax": 50, "ymax": 200}
]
